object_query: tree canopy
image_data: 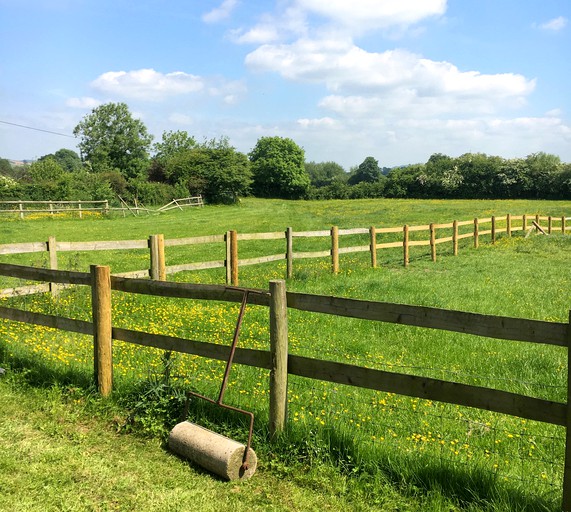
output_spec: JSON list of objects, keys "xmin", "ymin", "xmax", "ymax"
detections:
[
  {"xmin": 73, "ymin": 102, "xmax": 153, "ymax": 179},
  {"xmin": 249, "ymin": 136, "xmax": 309, "ymax": 199}
]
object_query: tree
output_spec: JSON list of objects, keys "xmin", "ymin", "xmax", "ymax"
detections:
[
  {"xmin": 348, "ymin": 156, "xmax": 382, "ymax": 185},
  {"xmin": 0, "ymin": 158, "xmax": 12, "ymax": 175},
  {"xmin": 39, "ymin": 149, "xmax": 82, "ymax": 173},
  {"xmin": 152, "ymin": 130, "xmax": 197, "ymax": 162},
  {"xmin": 249, "ymin": 136, "xmax": 309, "ymax": 199},
  {"xmin": 73, "ymin": 102, "xmax": 153, "ymax": 179},
  {"xmin": 305, "ymin": 161, "xmax": 347, "ymax": 188}
]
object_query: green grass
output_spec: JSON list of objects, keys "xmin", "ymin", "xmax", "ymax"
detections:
[{"xmin": 1, "ymin": 198, "xmax": 570, "ymax": 511}]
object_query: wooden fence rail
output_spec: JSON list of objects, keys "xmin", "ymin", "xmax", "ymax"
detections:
[
  {"xmin": 0, "ymin": 261, "xmax": 569, "ymax": 508},
  {"xmin": 0, "ymin": 213, "xmax": 568, "ymax": 296}
]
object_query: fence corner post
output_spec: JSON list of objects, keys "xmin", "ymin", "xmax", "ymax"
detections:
[
  {"xmin": 269, "ymin": 279, "xmax": 288, "ymax": 439},
  {"xmin": 91, "ymin": 265, "xmax": 113, "ymax": 397},
  {"xmin": 403, "ymin": 225, "xmax": 409, "ymax": 267}
]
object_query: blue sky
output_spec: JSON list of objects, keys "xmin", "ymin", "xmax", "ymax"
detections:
[{"xmin": 1, "ymin": 0, "xmax": 569, "ymax": 169}]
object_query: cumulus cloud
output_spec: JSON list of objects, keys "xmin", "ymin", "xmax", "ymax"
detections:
[
  {"xmin": 537, "ymin": 16, "xmax": 568, "ymax": 32},
  {"xmin": 91, "ymin": 69, "xmax": 204, "ymax": 101},
  {"xmin": 246, "ymin": 40, "xmax": 535, "ymax": 117},
  {"xmin": 297, "ymin": 117, "xmax": 338, "ymax": 127},
  {"xmin": 202, "ymin": 0, "xmax": 238, "ymax": 24},
  {"xmin": 296, "ymin": 0, "xmax": 447, "ymax": 31}
]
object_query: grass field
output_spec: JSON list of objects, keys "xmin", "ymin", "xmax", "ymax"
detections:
[{"xmin": 1, "ymin": 197, "xmax": 570, "ymax": 511}]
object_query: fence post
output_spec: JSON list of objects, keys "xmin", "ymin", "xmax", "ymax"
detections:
[
  {"xmin": 225, "ymin": 231, "xmax": 231, "ymax": 284},
  {"xmin": 548, "ymin": 216, "xmax": 552, "ymax": 234},
  {"xmin": 370, "ymin": 226, "xmax": 377, "ymax": 268},
  {"xmin": 453, "ymin": 220, "xmax": 458, "ymax": 256},
  {"xmin": 286, "ymin": 227, "xmax": 293, "ymax": 279},
  {"xmin": 47, "ymin": 236, "xmax": 58, "ymax": 296},
  {"xmin": 474, "ymin": 218, "xmax": 479, "ymax": 248},
  {"xmin": 563, "ymin": 216, "xmax": 567, "ymax": 235},
  {"xmin": 78, "ymin": 201, "xmax": 83, "ymax": 219},
  {"xmin": 506, "ymin": 214, "xmax": 511, "ymax": 237},
  {"xmin": 19, "ymin": 202, "xmax": 24, "ymax": 220},
  {"xmin": 562, "ymin": 310, "xmax": 571, "ymax": 511},
  {"xmin": 430, "ymin": 223, "xmax": 436, "ymax": 262},
  {"xmin": 522, "ymin": 214, "xmax": 527, "ymax": 232},
  {"xmin": 149, "ymin": 234, "xmax": 166, "ymax": 281},
  {"xmin": 91, "ymin": 265, "xmax": 112, "ymax": 397},
  {"xmin": 491, "ymin": 216, "xmax": 496, "ymax": 244},
  {"xmin": 269, "ymin": 279, "xmax": 288, "ymax": 438},
  {"xmin": 403, "ymin": 225, "xmax": 409, "ymax": 267},
  {"xmin": 230, "ymin": 230, "xmax": 238, "ymax": 286},
  {"xmin": 331, "ymin": 226, "xmax": 339, "ymax": 274}
]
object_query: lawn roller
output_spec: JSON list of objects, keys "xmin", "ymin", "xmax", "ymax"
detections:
[{"xmin": 168, "ymin": 288, "xmax": 259, "ymax": 480}]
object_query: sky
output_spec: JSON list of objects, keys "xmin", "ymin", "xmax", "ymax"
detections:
[{"xmin": 1, "ymin": 0, "xmax": 570, "ymax": 169}]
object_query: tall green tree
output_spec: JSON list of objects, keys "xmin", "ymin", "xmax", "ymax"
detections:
[
  {"xmin": 39, "ymin": 149, "xmax": 82, "ymax": 173},
  {"xmin": 73, "ymin": 102, "xmax": 153, "ymax": 179},
  {"xmin": 305, "ymin": 161, "xmax": 347, "ymax": 188},
  {"xmin": 348, "ymin": 156, "xmax": 382, "ymax": 185},
  {"xmin": 249, "ymin": 136, "xmax": 309, "ymax": 199}
]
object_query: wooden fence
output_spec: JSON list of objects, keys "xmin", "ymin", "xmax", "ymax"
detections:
[
  {"xmin": 0, "ymin": 200, "xmax": 110, "ymax": 218},
  {"xmin": 0, "ymin": 262, "xmax": 569, "ymax": 508},
  {"xmin": 0, "ymin": 214, "xmax": 568, "ymax": 299}
]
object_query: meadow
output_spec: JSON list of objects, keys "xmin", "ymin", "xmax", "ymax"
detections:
[{"xmin": 1, "ymin": 197, "xmax": 570, "ymax": 511}]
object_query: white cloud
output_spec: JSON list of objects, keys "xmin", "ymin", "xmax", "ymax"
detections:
[
  {"xmin": 537, "ymin": 16, "xmax": 568, "ymax": 32},
  {"xmin": 297, "ymin": 117, "xmax": 338, "ymax": 127},
  {"xmin": 202, "ymin": 0, "xmax": 238, "ymax": 24},
  {"xmin": 91, "ymin": 69, "xmax": 204, "ymax": 101},
  {"xmin": 296, "ymin": 0, "xmax": 447, "ymax": 31},
  {"xmin": 168, "ymin": 113, "xmax": 193, "ymax": 125},
  {"xmin": 65, "ymin": 96, "xmax": 101, "ymax": 109},
  {"xmin": 246, "ymin": 40, "xmax": 534, "ymax": 117}
]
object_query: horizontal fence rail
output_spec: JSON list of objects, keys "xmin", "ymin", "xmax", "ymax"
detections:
[{"xmin": 0, "ymin": 262, "xmax": 570, "ymax": 507}]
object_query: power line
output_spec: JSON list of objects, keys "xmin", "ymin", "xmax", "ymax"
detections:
[{"xmin": 0, "ymin": 120, "xmax": 75, "ymax": 139}]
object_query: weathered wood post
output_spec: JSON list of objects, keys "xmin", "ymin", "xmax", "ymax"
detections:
[
  {"xmin": 78, "ymin": 201, "xmax": 83, "ymax": 219},
  {"xmin": 149, "ymin": 234, "xmax": 166, "ymax": 281},
  {"xmin": 548, "ymin": 216, "xmax": 552, "ymax": 234},
  {"xmin": 563, "ymin": 216, "xmax": 567, "ymax": 235},
  {"xmin": 370, "ymin": 226, "xmax": 377, "ymax": 268},
  {"xmin": 491, "ymin": 216, "xmax": 496, "ymax": 244},
  {"xmin": 403, "ymin": 225, "xmax": 409, "ymax": 267},
  {"xmin": 430, "ymin": 223, "xmax": 436, "ymax": 262},
  {"xmin": 19, "ymin": 202, "xmax": 24, "ymax": 220},
  {"xmin": 230, "ymin": 230, "xmax": 238, "ymax": 286},
  {"xmin": 91, "ymin": 265, "xmax": 112, "ymax": 397},
  {"xmin": 522, "ymin": 214, "xmax": 527, "ymax": 232},
  {"xmin": 225, "ymin": 231, "xmax": 232, "ymax": 285},
  {"xmin": 562, "ymin": 310, "xmax": 571, "ymax": 511},
  {"xmin": 269, "ymin": 279, "xmax": 288, "ymax": 438},
  {"xmin": 453, "ymin": 220, "xmax": 458, "ymax": 256},
  {"xmin": 506, "ymin": 214, "xmax": 511, "ymax": 237},
  {"xmin": 47, "ymin": 236, "xmax": 58, "ymax": 296},
  {"xmin": 474, "ymin": 218, "xmax": 479, "ymax": 249},
  {"xmin": 331, "ymin": 226, "xmax": 339, "ymax": 274},
  {"xmin": 286, "ymin": 227, "xmax": 293, "ymax": 279}
]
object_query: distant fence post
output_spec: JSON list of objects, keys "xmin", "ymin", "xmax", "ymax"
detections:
[
  {"xmin": 78, "ymin": 201, "xmax": 83, "ymax": 219},
  {"xmin": 403, "ymin": 225, "xmax": 409, "ymax": 267},
  {"xmin": 523, "ymin": 214, "xmax": 527, "ymax": 231},
  {"xmin": 430, "ymin": 223, "xmax": 436, "ymax": 262},
  {"xmin": 331, "ymin": 226, "xmax": 339, "ymax": 274},
  {"xmin": 370, "ymin": 226, "xmax": 377, "ymax": 268},
  {"xmin": 47, "ymin": 236, "xmax": 58, "ymax": 296},
  {"xmin": 269, "ymin": 279, "xmax": 288, "ymax": 438},
  {"xmin": 149, "ymin": 234, "xmax": 166, "ymax": 281},
  {"xmin": 506, "ymin": 214, "xmax": 511, "ymax": 237},
  {"xmin": 562, "ymin": 310, "xmax": 571, "ymax": 511},
  {"xmin": 491, "ymin": 216, "xmax": 496, "ymax": 244},
  {"xmin": 563, "ymin": 217, "xmax": 566, "ymax": 235},
  {"xmin": 230, "ymin": 230, "xmax": 238, "ymax": 286},
  {"xmin": 91, "ymin": 265, "xmax": 113, "ymax": 397},
  {"xmin": 474, "ymin": 218, "xmax": 479, "ymax": 249},
  {"xmin": 286, "ymin": 227, "xmax": 293, "ymax": 279},
  {"xmin": 19, "ymin": 202, "xmax": 24, "ymax": 220},
  {"xmin": 453, "ymin": 220, "xmax": 458, "ymax": 256},
  {"xmin": 548, "ymin": 216, "xmax": 553, "ymax": 235}
]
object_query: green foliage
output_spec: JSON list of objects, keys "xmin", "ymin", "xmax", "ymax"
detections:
[
  {"xmin": 249, "ymin": 136, "xmax": 310, "ymax": 199},
  {"xmin": 348, "ymin": 156, "xmax": 382, "ymax": 185},
  {"xmin": 39, "ymin": 149, "xmax": 82, "ymax": 173},
  {"xmin": 0, "ymin": 158, "xmax": 12, "ymax": 175},
  {"xmin": 73, "ymin": 102, "xmax": 153, "ymax": 180},
  {"xmin": 306, "ymin": 161, "xmax": 347, "ymax": 188}
]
